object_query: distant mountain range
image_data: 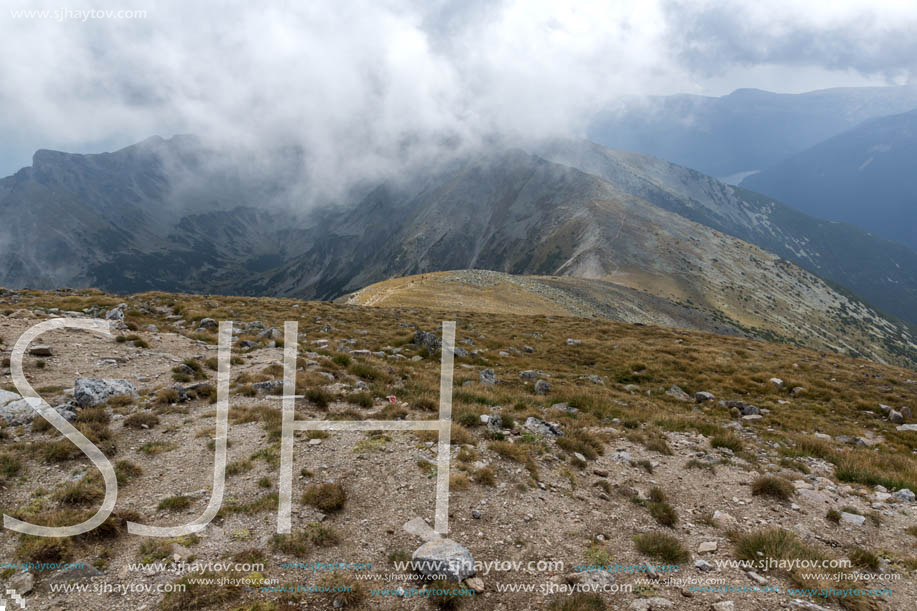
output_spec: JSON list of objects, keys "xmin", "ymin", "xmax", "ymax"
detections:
[
  {"xmin": 741, "ymin": 110, "xmax": 917, "ymax": 251},
  {"xmin": 0, "ymin": 135, "xmax": 915, "ymax": 366},
  {"xmin": 588, "ymin": 86, "xmax": 917, "ymax": 180}
]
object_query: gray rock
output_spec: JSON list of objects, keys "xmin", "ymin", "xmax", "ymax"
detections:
[
  {"xmin": 413, "ymin": 331, "xmax": 442, "ymax": 353},
  {"xmin": 8, "ymin": 570, "xmax": 34, "ymax": 594},
  {"xmin": 524, "ymin": 417, "xmax": 562, "ymax": 438},
  {"xmin": 105, "ymin": 303, "xmax": 127, "ymax": 321},
  {"xmin": 666, "ymin": 385, "xmax": 690, "ymax": 401},
  {"xmin": 238, "ymin": 339, "xmax": 256, "ymax": 349},
  {"xmin": 791, "ymin": 386, "xmax": 806, "ymax": 396},
  {"xmin": 403, "ymin": 517, "xmax": 439, "ymax": 542},
  {"xmin": 253, "ymin": 380, "xmax": 284, "ymax": 393},
  {"xmin": 769, "ymin": 377, "xmax": 784, "ymax": 389},
  {"xmin": 695, "ymin": 391, "xmax": 715, "ymax": 402},
  {"xmin": 479, "ymin": 369, "xmax": 496, "ymax": 385},
  {"xmin": 789, "ymin": 600, "xmax": 833, "ymax": 611},
  {"xmin": 412, "ymin": 539, "xmax": 475, "ymax": 582},
  {"xmin": 584, "ymin": 375, "xmax": 604, "ymax": 385},
  {"xmin": 889, "ymin": 410, "xmax": 904, "ymax": 424},
  {"xmin": 518, "ymin": 370, "xmax": 538, "ymax": 380},
  {"xmin": 711, "ymin": 603, "xmax": 735, "ymax": 611},
  {"xmin": 197, "ymin": 317, "xmax": 218, "ymax": 330},
  {"xmin": 46, "ymin": 564, "xmax": 103, "ymax": 583},
  {"xmin": 628, "ymin": 598, "xmax": 673, "ymax": 611},
  {"xmin": 259, "ymin": 327, "xmax": 282, "ymax": 340},
  {"xmin": 839, "ymin": 512, "xmax": 865, "ymax": 526},
  {"xmin": 522, "ymin": 345, "xmax": 534, "ymax": 353},
  {"xmin": 694, "ymin": 559, "xmax": 713, "ymax": 572},
  {"xmin": 29, "ymin": 344, "xmax": 52, "ymax": 357},
  {"xmin": 73, "ymin": 378, "xmax": 137, "ymax": 407},
  {"xmin": 534, "ymin": 379, "xmax": 551, "ymax": 395},
  {"xmin": 896, "ymin": 424, "xmax": 917, "ymax": 432},
  {"xmin": 565, "ymin": 338, "xmax": 582, "ymax": 345},
  {"xmin": 0, "ymin": 389, "xmax": 34, "ymax": 425},
  {"xmin": 892, "ymin": 488, "xmax": 915, "ymax": 502},
  {"xmin": 453, "ymin": 347, "xmax": 469, "ymax": 358}
]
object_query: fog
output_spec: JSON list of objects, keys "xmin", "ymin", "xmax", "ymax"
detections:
[{"xmin": 1, "ymin": 0, "xmax": 915, "ymax": 194}]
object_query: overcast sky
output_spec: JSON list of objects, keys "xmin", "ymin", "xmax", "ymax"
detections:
[{"xmin": 0, "ymin": 0, "xmax": 915, "ymax": 178}]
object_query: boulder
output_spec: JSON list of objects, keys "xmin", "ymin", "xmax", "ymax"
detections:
[
  {"xmin": 518, "ymin": 370, "xmax": 538, "ymax": 380},
  {"xmin": 479, "ymin": 369, "xmax": 496, "ymax": 385},
  {"xmin": 889, "ymin": 410, "xmax": 904, "ymax": 424},
  {"xmin": 666, "ymin": 385, "xmax": 690, "ymax": 401},
  {"xmin": 0, "ymin": 389, "xmax": 33, "ymax": 425},
  {"xmin": 73, "ymin": 378, "xmax": 137, "ymax": 407},
  {"xmin": 412, "ymin": 539, "xmax": 475, "ymax": 582},
  {"xmin": 413, "ymin": 331, "xmax": 441, "ymax": 353},
  {"xmin": 105, "ymin": 303, "xmax": 127, "ymax": 321},
  {"xmin": 534, "ymin": 380, "xmax": 551, "ymax": 395},
  {"xmin": 197, "ymin": 317, "xmax": 218, "ymax": 330},
  {"xmin": 839, "ymin": 512, "xmax": 865, "ymax": 526},
  {"xmin": 892, "ymin": 488, "xmax": 915, "ymax": 502},
  {"xmin": 695, "ymin": 391, "xmax": 715, "ymax": 403}
]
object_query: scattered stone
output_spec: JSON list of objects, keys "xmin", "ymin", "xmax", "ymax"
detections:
[
  {"xmin": 534, "ymin": 379, "xmax": 550, "ymax": 395},
  {"xmin": 896, "ymin": 424, "xmax": 917, "ymax": 432},
  {"xmin": 479, "ymin": 369, "xmax": 496, "ymax": 385},
  {"xmin": 746, "ymin": 571, "xmax": 767, "ymax": 585},
  {"xmin": 789, "ymin": 601, "xmax": 833, "ymax": 611},
  {"xmin": 565, "ymin": 338, "xmax": 581, "ymax": 345},
  {"xmin": 584, "ymin": 374, "xmax": 604, "ymax": 385},
  {"xmin": 697, "ymin": 541, "xmax": 717, "ymax": 553},
  {"xmin": 695, "ymin": 391, "xmax": 715, "ymax": 403},
  {"xmin": 694, "ymin": 559, "xmax": 713, "ymax": 572},
  {"xmin": 403, "ymin": 517, "xmax": 439, "ymax": 542},
  {"xmin": 769, "ymin": 378, "xmax": 784, "ymax": 389},
  {"xmin": 28, "ymin": 344, "xmax": 52, "ymax": 357},
  {"xmin": 666, "ymin": 385, "xmax": 690, "ymax": 401},
  {"xmin": 465, "ymin": 576, "xmax": 484, "ymax": 592},
  {"xmin": 522, "ymin": 345, "xmax": 534, "ymax": 353},
  {"xmin": 889, "ymin": 410, "xmax": 904, "ymax": 424},
  {"xmin": 790, "ymin": 386, "xmax": 806, "ymax": 397},
  {"xmin": 628, "ymin": 597, "xmax": 673, "ymax": 610},
  {"xmin": 105, "ymin": 303, "xmax": 127, "ymax": 321},
  {"xmin": 73, "ymin": 378, "xmax": 137, "ymax": 407},
  {"xmin": 412, "ymin": 539, "xmax": 475, "ymax": 582},
  {"xmin": 471, "ymin": 509, "xmax": 481, "ymax": 519},
  {"xmin": 8, "ymin": 570, "xmax": 34, "ymax": 594},
  {"xmin": 0, "ymin": 389, "xmax": 34, "ymax": 425},
  {"xmin": 814, "ymin": 432, "xmax": 832, "ymax": 441},
  {"xmin": 197, "ymin": 317, "xmax": 218, "ymax": 330},
  {"xmin": 413, "ymin": 331, "xmax": 441, "ymax": 353},
  {"xmin": 892, "ymin": 488, "xmax": 915, "ymax": 502},
  {"xmin": 839, "ymin": 512, "xmax": 865, "ymax": 526},
  {"xmin": 518, "ymin": 370, "xmax": 538, "ymax": 380},
  {"xmin": 711, "ymin": 602, "xmax": 734, "ymax": 611},
  {"xmin": 524, "ymin": 417, "xmax": 562, "ymax": 438},
  {"xmin": 253, "ymin": 380, "xmax": 284, "ymax": 393}
]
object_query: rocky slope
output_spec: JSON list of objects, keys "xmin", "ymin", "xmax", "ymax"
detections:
[
  {"xmin": 741, "ymin": 110, "xmax": 917, "ymax": 251},
  {"xmin": 0, "ymin": 289, "xmax": 915, "ymax": 611}
]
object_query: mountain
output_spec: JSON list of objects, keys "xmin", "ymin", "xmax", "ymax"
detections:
[
  {"xmin": 588, "ymin": 86, "xmax": 917, "ymax": 179},
  {"xmin": 741, "ymin": 110, "xmax": 917, "ymax": 251},
  {"xmin": 0, "ymin": 136, "xmax": 915, "ymax": 366},
  {"xmin": 539, "ymin": 139, "xmax": 917, "ymax": 326}
]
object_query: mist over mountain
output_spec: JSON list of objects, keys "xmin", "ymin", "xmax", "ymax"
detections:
[
  {"xmin": 741, "ymin": 110, "xmax": 917, "ymax": 251},
  {"xmin": 588, "ymin": 86, "xmax": 917, "ymax": 180},
  {"xmin": 0, "ymin": 135, "xmax": 915, "ymax": 366}
]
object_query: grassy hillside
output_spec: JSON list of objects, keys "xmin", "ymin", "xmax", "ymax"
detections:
[{"xmin": 0, "ymin": 288, "xmax": 915, "ymax": 610}]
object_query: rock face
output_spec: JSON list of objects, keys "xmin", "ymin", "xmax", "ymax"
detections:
[
  {"xmin": 412, "ymin": 539, "xmax": 475, "ymax": 582},
  {"xmin": 0, "ymin": 389, "xmax": 33, "ymax": 425},
  {"xmin": 74, "ymin": 378, "xmax": 137, "ymax": 407}
]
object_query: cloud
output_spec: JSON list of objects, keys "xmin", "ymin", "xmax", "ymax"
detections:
[{"xmin": 0, "ymin": 0, "xmax": 915, "ymax": 185}]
